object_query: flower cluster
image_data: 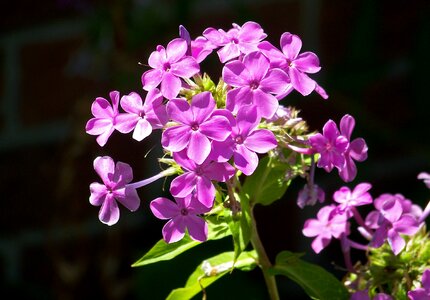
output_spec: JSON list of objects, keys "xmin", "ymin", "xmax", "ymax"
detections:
[{"xmin": 86, "ymin": 21, "xmax": 330, "ymax": 239}]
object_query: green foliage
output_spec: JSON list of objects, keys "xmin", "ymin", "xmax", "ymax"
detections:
[
  {"xmin": 132, "ymin": 219, "xmax": 231, "ymax": 267},
  {"xmin": 269, "ymin": 251, "xmax": 349, "ymax": 300},
  {"xmin": 167, "ymin": 250, "xmax": 257, "ymax": 300}
]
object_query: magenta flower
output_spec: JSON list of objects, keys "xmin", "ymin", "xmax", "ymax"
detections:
[
  {"xmin": 179, "ymin": 25, "xmax": 216, "ymax": 63},
  {"xmin": 333, "ymin": 182, "xmax": 372, "ymax": 216},
  {"xmin": 223, "ymin": 51, "xmax": 290, "ymax": 119},
  {"xmin": 150, "ymin": 193, "xmax": 211, "ymax": 243},
  {"xmin": 89, "ymin": 156, "xmax": 140, "ymax": 226},
  {"xmin": 309, "ymin": 119, "xmax": 349, "ymax": 172},
  {"xmin": 258, "ymin": 32, "xmax": 325, "ymax": 98},
  {"xmin": 338, "ymin": 115, "xmax": 368, "ymax": 182},
  {"xmin": 161, "ymin": 91, "xmax": 231, "ymax": 164},
  {"xmin": 203, "ymin": 21, "xmax": 267, "ymax": 63},
  {"xmin": 211, "ymin": 105, "xmax": 278, "ymax": 175},
  {"xmin": 371, "ymin": 196, "xmax": 420, "ymax": 255},
  {"xmin": 85, "ymin": 91, "xmax": 120, "ymax": 146},
  {"xmin": 297, "ymin": 183, "xmax": 325, "ymax": 209},
  {"xmin": 408, "ymin": 269, "xmax": 430, "ymax": 300},
  {"xmin": 115, "ymin": 89, "xmax": 168, "ymax": 141},
  {"xmin": 141, "ymin": 38, "xmax": 200, "ymax": 99},
  {"xmin": 302, "ymin": 205, "xmax": 349, "ymax": 253},
  {"xmin": 169, "ymin": 150, "xmax": 235, "ymax": 208}
]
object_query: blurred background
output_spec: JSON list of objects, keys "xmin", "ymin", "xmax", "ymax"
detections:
[{"xmin": 1, "ymin": 0, "xmax": 429, "ymax": 299}]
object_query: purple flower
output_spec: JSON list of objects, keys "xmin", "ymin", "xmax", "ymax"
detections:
[
  {"xmin": 371, "ymin": 196, "xmax": 420, "ymax": 255},
  {"xmin": 89, "ymin": 156, "xmax": 140, "ymax": 226},
  {"xmin": 418, "ymin": 172, "xmax": 430, "ymax": 189},
  {"xmin": 338, "ymin": 115, "xmax": 368, "ymax": 182},
  {"xmin": 211, "ymin": 105, "xmax": 278, "ymax": 175},
  {"xmin": 179, "ymin": 25, "xmax": 216, "ymax": 63},
  {"xmin": 141, "ymin": 38, "xmax": 200, "ymax": 99},
  {"xmin": 85, "ymin": 91, "xmax": 120, "ymax": 146},
  {"xmin": 309, "ymin": 119, "xmax": 349, "ymax": 172},
  {"xmin": 408, "ymin": 269, "xmax": 430, "ymax": 300},
  {"xmin": 258, "ymin": 32, "xmax": 326, "ymax": 98},
  {"xmin": 115, "ymin": 89, "xmax": 168, "ymax": 141},
  {"xmin": 223, "ymin": 51, "xmax": 290, "ymax": 119},
  {"xmin": 203, "ymin": 21, "xmax": 267, "ymax": 63},
  {"xmin": 161, "ymin": 92, "xmax": 231, "ymax": 164},
  {"xmin": 150, "ymin": 193, "xmax": 210, "ymax": 243},
  {"xmin": 170, "ymin": 150, "xmax": 235, "ymax": 208},
  {"xmin": 302, "ymin": 205, "xmax": 349, "ymax": 253},
  {"xmin": 333, "ymin": 183, "xmax": 372, "ymax": 216}
]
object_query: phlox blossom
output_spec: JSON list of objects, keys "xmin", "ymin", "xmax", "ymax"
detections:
[{"xmin": 89, "ymin": 156, "xmax": 140, "ymax": 226}]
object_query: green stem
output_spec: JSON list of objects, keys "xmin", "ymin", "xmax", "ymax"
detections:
[{"xmin": 250, "ymin": 204, "xmax": 280, "ymax": 300}]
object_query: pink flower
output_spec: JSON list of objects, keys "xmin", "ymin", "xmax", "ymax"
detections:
[
  {"xmin": 258, "ymin": 32, "xmax": 326, "ymax": 98},
  {"xmin": 115, "ymin": 89, "xmax": 168, "ymax": 141},
  {"xmin": 408, "ymin": 269, "xmax": 430, "ymax": 300},
  {"xmin": 141, "ymin": 38, "xmax": 200, "ymax": 99},
  {"xmin": 210, "ymin": 105, "xmax": 277, "ymax": 175},
  {"xmin": 338, "ymin": 115, "xmax": 368, "ymax": 182},
  {"xmin": 89, "ymin": 156, "xmax": 140, "ymax": 226},
  {"xmin": 302, "ymin": 205, "xmax": 349, "ymax": 253},
  {"xmin": 203, "ymin": 21, "xmax": 267, "ymax": 63},
  {"xmin": 161, "ymin": 92, "xmax": 231, "ymax": 164},
  {"xmin": 150, "ymin": 193, "xmax": 211, "ymax": 243},
  {"xmin": 333, "ymin": 183, "xmax": 372, "ymax": 216},
  {"xmin": 169, "ymin": 150, "xmax": 235, "ymax": 208},
  {"xmin": 85, "ymin": 91, "xmax": 120, "ymax": 146},
  {"xmin": 223, "ymin": 51, "xmax": 290, "ymax": 119},
  {"xmin": 309, "ymin": 119, "xmax": 349, "ymax": 172},
  {"xmin": 179, "ymin": 25, "xmax": 216, "ymax": 63}
]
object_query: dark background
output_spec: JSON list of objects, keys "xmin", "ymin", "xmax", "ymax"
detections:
[{"xmin": 1, "ymin": 0, "xmax": 429, "ymax": 299}]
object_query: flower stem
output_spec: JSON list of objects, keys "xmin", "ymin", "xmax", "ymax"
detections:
[{"xmin": 250, "ymin": 204, "xmax": 280, "ymax": 300}]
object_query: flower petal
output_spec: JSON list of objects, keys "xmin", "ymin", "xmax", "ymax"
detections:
[
  {"xmin": 185, "ymin": 215, "xmax": 208, "ymax": 242},
  {"xmin": 114, "ymin": 113, "xmax": 139, "ymax": 134},
  {"xmin": 120, "ymin": 92, "xmax": 143, "ymax": 114},
  {"xmin": 161, "ymin": 125, "xmax": 191, "ymax": 152},
  {"xmin": 170, "ymin": 172, "xmax": 197, "ymax": 197},
  {"xmin": 113, "ymin": 161, "xmax": 133, "ymax": 186},
  {"xmin": 199, "ymin": 115, "xmax": 231, "ymax": 141},
  {"xmin": 340, "ymin": 114, "xmax": 355, "ymax": 140},
  {"xmin": 98, "ymin": 194, "xmax": 120, "ymax": 226},
  {"xmin": 91, "ymin": 97, "xmax": 114, "ymax": 118},
  {"xmin": 166, "ymin": 38, "xmax": 187, "ymax": 63},
  {"xmin": 244, "ymin": 129, "xmax": 277, "ymax": 153},
  {"xmin": 222, "ymin": 60, "xmax": 250, "ymax": 87},
  {"xmin": 225, "ymin": 87, "xmax": 253, "ymax": 115},
  {"xmin": 387, "ymin": 229, "xmax": 405, "ymax": 255},
  {"xmin": 294, "ymin": 52, "xmax": 321, "ymax": 74},
  {"xmin": 150, "ymin": 197, "xmax": 180, "ymax": 219},
  {"xmin": 234, "ymin": 145, "xmax": 258, "ymax": 176},
  {"xmin": 217, "ymin": 43, "xmax": 241, "ymax": 63},
  {"xmin": 187, "ymin": 132, "xmax": 211, "ymax": 165},
  {"xmin": 190, "ymin": 92, "xmax": 215, "ymax": 124},
  {"xmin": 93, "ymin": 156, "xmax": 115, "ymax": 186},
  {"xmin": 162, "ymin": 217, "xmax": 186, "ymax": 243},
  {"xmin": 132, "ymin": 118, "xmax": 153, "ymax": 141},
  {"xmin": 252, "ymin": 89, "xmax": 279, "ymax": 119},
  {"xmin": 89, "ymin": 182, "xmax": 108, "ymax": 206},
  {"xmin": 116, "ymin": 187, "xmax": 140, "ymax": 211},
  {"xmin": 167, "ymin": 98, "xmax": 193, "ymax": 125},
  {"xmin": 280, "ymin": 32, "xmax": 302, "ymax": 60},
  {"xmin": 141, "ymin": 69, "xmax": 163, "ymax": 91},
  {"xmin": 260, "ymin": 68, "xmax": 290, "ymax": 95},
  {"xmin": 161, "ymin": 72, "xmax": 181, "ymax": 99},
  {"xmin": 196, "ymin": 176, "xmax": 215, "ymax": 208},
  {"xmin": 242, "ymin": 51, "xmax": 269, "ymax": 83},
  {"xmin": 171, "ymin": 56, "xmax": 200, "ymax": 78},
  {"xmin": 288, "ymin": 67, "xmax": 316, "ymax": 96}
]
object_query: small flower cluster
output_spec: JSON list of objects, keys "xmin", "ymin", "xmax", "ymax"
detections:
[
  {"xmin": 303, "ymin": 174, "xmax": 430, "ymax": 299},
  {"xmin": 86, "ymin": 21, "xmax": 332, "ymax": 243}
]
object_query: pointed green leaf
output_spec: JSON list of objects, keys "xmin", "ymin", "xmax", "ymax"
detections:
[
  {"xmin": 167, "ymin": 250, "xmax": 257, "ymax": 300},
  {"xmin": 132, "ymin": 220, "xmax": 231, "ymax": 267},
  {"xmin": 269, "ymin": 251, "xmax": 349, "ymax": 300}
]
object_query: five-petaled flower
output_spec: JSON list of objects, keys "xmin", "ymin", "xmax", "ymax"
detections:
[
  {"xmin": 89, "ymin": 156, "xmax": 140, "ymax": 226},
  {"xmin": 150, "ymin": 193, "xmax": 211, "ymax": 243}
]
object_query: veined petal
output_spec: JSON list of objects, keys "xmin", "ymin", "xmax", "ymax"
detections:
[
  {"xmin": 252, "ymin": 89, "xmax": 279, "ymax": 119},
  {"xmin": 381, "ymin": 198, "xmax": 403, "ymax": 223},
  {"xmin": 86, "ymin": 118, "xmax": 113, "ymax": 135},
  {"xmin": 187, "ymin": 132, "xmax": 211, "ymax": 165},
  {"xmin": 150, "ymin": 197, "xmax": 180, "ymax": 219},
  {"xmin": 114, "ymin": 113, "xmax": 139, "ymax": 134},
  {"xmin": 222, "ymin": 60, "xmax": 251, "ymax": 87},
  {"xmin": 210, "ymin": 139, "xmax": 234, "ymax": 162},
  {"xmin": 394, "ymin": 215, "xmax": 420, "ymax": 235},
  {"xmin": 190, "ymin": 92, "xmax": 215, "ymax": 124},
  {"xmin": 185, "ymin": 215, "xmax": 208, "ymax": 242},
  {"xmin": 141, "ymin": 69, "xmax": 163, "ymax": 91},
  {"xmin": 236, "ymin": 105, "xmax": 260, "ymax": 137},
  {"xmin": 148, "ymin": 48, "xmax": 165, "ymax": 69},
  {"xmin": 89, "ymin": 182, "xmax": 108, "ymax": 206},
  {"xmin": 244, "ymin": 129, "xmax": 277, "ymax": 153},
  {"xmin": 132, "ymin": 118, "xmax": 153, "ymax": 141},
  {"xmin": 162, "ymin": 217, "xmax": 186, "ymax": 243},
  {"xmin": 280, "ymin": 32, "xmax": 302, "ymax": 60},
  {"xmin": 260, "ymin": 68, "xmax": 290, "ymax": 94},
  {"xmin": 258, "ymin": 41, "xmax": 286, "ymax": 67},
  {"xmin": 95, "ymin": 127, "xmax": 115, "ymax": 147},
  {"xmin": 167, "ymin": 98, "xmax": 193, "ymax": 125},
  {"xmin": 120, "ymin": 92, "xmax": 143, "ymax": 114},
  {"xmin": 113, "ymin": 161, "xmax": 133, "ymax": 186},
  {"xmin": 93, "ymin": 156, "xmax": 115, "ymax": 186},
  {"xmin": 203, "ymin": 161, "xmax": 235, "ymax": 182},
  {"xmin": 98, "ymin": 195, "xmax": 120, "ymax": 226},
  {"xmin": 196, "ymin": 176, "xmax": 215, "ymax": 208},
  {"xmin": 161, "ymin": 72, "xmax": 181, "ymax": 99},
  {"xmin": 172, "ymin": 150, "xmax": 197, "ymax": 172},
  {"xmin": 203, "ymin": 27, "xmax": 229, "ymax": 45},
  {"xmin": 91, "ymin": 97, "xmax": 114, "ymax": 118},
  {"xmin": 387, "ymin": 229, "xmax": 405, "ymax": 255},
  {"xmin": 166, "ymin": 38, "xmax": 188, "ymax": 63},
  {"xmin": 161, "ymin": 125, "xmax": 191, "ymax": 152},
  {"xmin": 114, "ymin": 187, "xmax": 140, "ymax": 211},
  {"xmin": 243, "ymin": 51, "xmax": 269, "ymax": 83},
  {"xmin": 217, "ymin": 43, "xmax": 241, "ymax": 63},
  {"xmin": 171, "ymin": 56, "xmax": 200, "ymax": 78},
  {"xmin": 199, "ymin": 115, "xmax": 232, "ymax": 141},
  {"xmin": 225, "ymin": 87, "xmax": 253, "ymax": 115},
  {"xmin": 294, "ymin": 52, "xmax": 321, "ymax": 74},
  {"xmin": 238, "ymin": 21, "xmax": 267, "ymax": 42},
  {"xmin": 340, "ymin": 114, "xmax": 355, "ymax": 140},
  {"xmin": 289, "ymin": 67, "xmax": 316, "ymax": 96},
  {"xmin": 350, "ymin": 138, "xmax": 368, "ymax": 162},
  {"xmin": 234, "ymin": 145, "xmax": 258, "ymax": 176},
  {"xmin": 170, "ymin": 172, "xmax": 197, "ymax": 197}
]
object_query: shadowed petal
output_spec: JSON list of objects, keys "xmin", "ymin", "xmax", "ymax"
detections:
[
  {"xmin": 196, "ymin": 176, "xmax": 215, "ymax": 208},
  {"xmin": 294, "ymin": 52, "xmax": 321, "ymax": 74},
  {"xmin": 260, "ymin": 69, "xmax": 290, "ymax": 94},
  {"xmin": 252, "ymin": 89, "xmax": 279, "ymax": 119},
  {"xmin": 234, "ymin": 145, "xmax": 258, "ymax": 176},
  {"xmin": 222, "ymin": 60, "xmax": 250, "ymax": 87},
  {"xmin": 93, "ymin": 156, "xmax": 115, "ymax": 185},
  {"xmin": 244, "ymin": 129, "xmax": 277, "ymax": 153},
  {"xmin": 187, "ymin": 132, "xmax": 211, "ymax": 165},
  {"xmin": 114, "ymin": 113, "xmax": 139, "ymax": 134},
  {"xmin": 150, "ymin": 197, "xmax": 180, "ymax": 219},
  {"xmin": 161, "ymin": 125, "xmax": 191, "ymax": 152},
  {"xmin": 113, "ymin": 161, "xmax": 133, "ymax": 186},
  {"xmin": 226, "ymin": 87, "xmax": 253, "ymax": 114},
  {"xmin": 162, "ymin": 217, "xmax": 186, "ymax": 243},
  {"xmin": 116, "ymin": 187, "xmax": 140, "ymax": 211},
  {"xmin": 199, "ymin": 115, "xmax": 231, "ymax": 141},
  {"xmin": 186, "ymin": 215, "xmax": 208, "ymax": 242},
  {"xmin": 218, "ymin": 43, "xmax": 241, "ymax": 63},
  {"xmin": 91, "ymin": 97, "xmax": 114, "ymax": 118},
  {"xmin": 190, "ymin": 92, "xmax": 215, "ymax": 124},
  {"xmin": 289, "ymin": 67, "xmax": 316, "ymax": 96},
  {"xmin": 167, "ymin": 99, "xmax": 193, "ymax": 125},
  {"xmin": 280, "ymin": 32, "xmax": 302, "ymax": 60},
  {"xmin": 98, "ymin": 194, "xmax": 120, "ymax": 226},
  {"xmin": 142, "ymin": 69, "xmax": 163, "ymax": 91},
  {"xmin": 171, "ymin": 56, "xmax": 200, "ymax": 78},
  {"xmin": 89, "ymin": 182, "xmax": 108, "ymax": 206},
  {"xmin": 170, "ymin": 172, "xmax": 197, "ymax": 197},
  {"xmin": 387, "ymin": 229, "xmax": 405, "ymax": 255}
]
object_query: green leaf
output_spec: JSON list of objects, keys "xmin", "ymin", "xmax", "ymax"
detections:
[
  {"xmin": 167, "ymin": 250, "xmax": 257, "ymax": 300},
  {"xmin": 269, "ymin": 251, "xmax": 349, "ymax": 300},
  {"xmin": 132, "ymin": 219, "xmax": 231, "ymax": 267},
  {"xmin": 242, "ymin": 156, "xmax": 290, "ymax": 206}
]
